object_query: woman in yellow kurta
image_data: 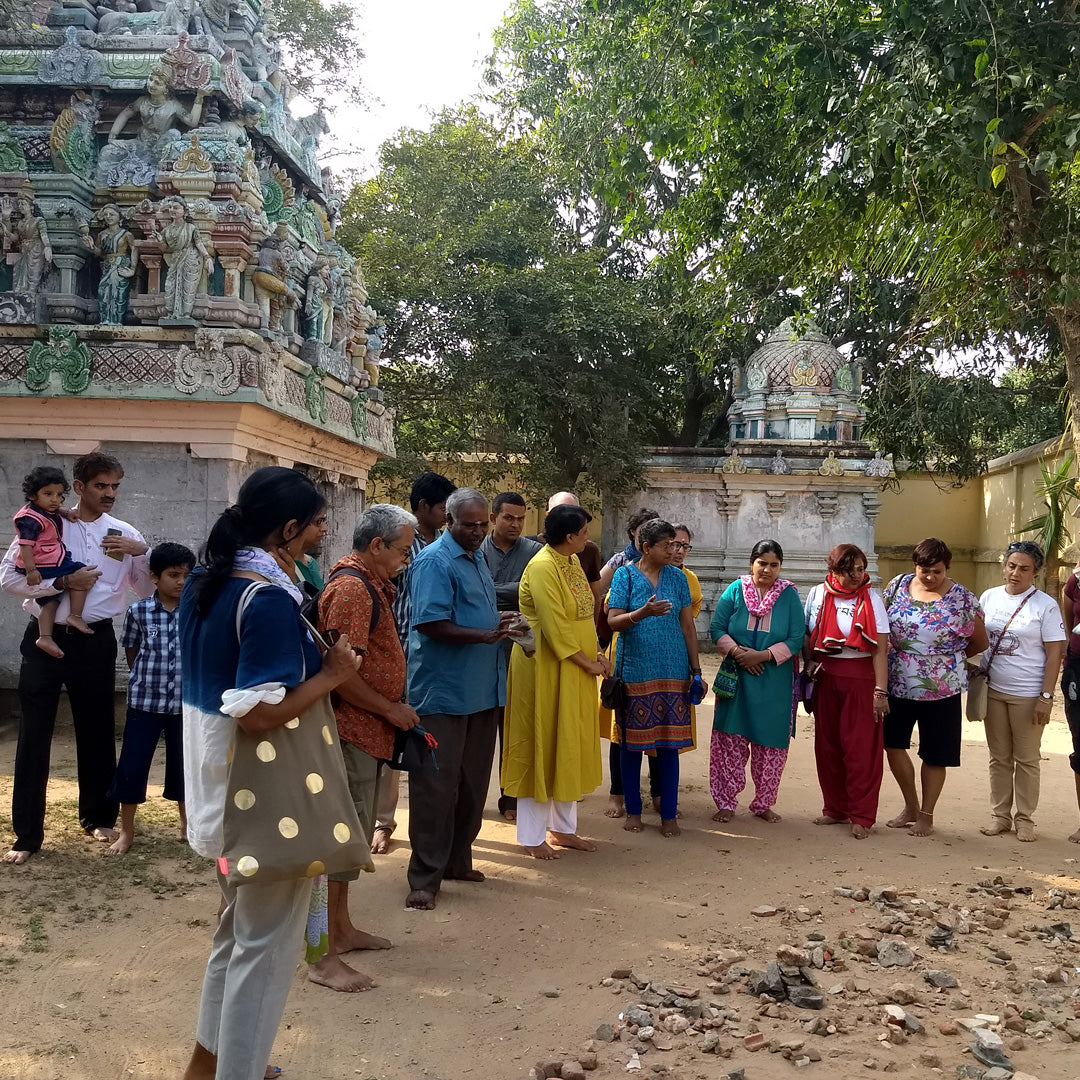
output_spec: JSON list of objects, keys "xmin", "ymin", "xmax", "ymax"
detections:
[
  {"xmin": 503, "ymin": 504, "xmax": 610, "ymax": 860},
  {"xmin": 600, "ymin": 523, "xmax": 703, "ymax": 817}
]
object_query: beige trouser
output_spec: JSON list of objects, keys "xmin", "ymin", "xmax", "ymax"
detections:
[
  {"xmin": 984, "ymin": 688, "xmax": 1044, "ymax": 827},
  {"xmin": 373, "ymin": 762, "xmax": 400, "ymax": 834}
]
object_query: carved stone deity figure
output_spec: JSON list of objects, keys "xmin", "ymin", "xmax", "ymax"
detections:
[
  {"xmin": 105, "ymin": 62, "xmax": 207, "ymax": 169},
  {"xmin": 2, "ymin": 189, "xmax": 53, "ymax": 296},
  {"xmin": 863, "ymin": 451, "xmax": 892, "ymax": 479},
  {"xmin": 304, "ymin": 256, "xmax": 333, "ymax": 345},
  {"xmin": 79, "ymin": 204, "xmax": 135, "ymax": 325},
  {"xmin": 152, "ymin": 196, "xmax": 214, "ymax": 321},
  {"xmin": 251, "ymin": 236, "xmax": 296, "ymax": 332},
  {"xmin": 767, "ymin": 449, "xmax": 792, "ymax": 475}
]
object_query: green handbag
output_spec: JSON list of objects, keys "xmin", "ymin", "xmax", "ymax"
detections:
[{"xmin": 712, "ymin": 654, "xmax": 740, "ymax": 700}]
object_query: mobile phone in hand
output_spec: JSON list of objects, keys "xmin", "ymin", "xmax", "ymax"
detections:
[{"xmin": 104, "ymin": 527, "xmax": 124, "ymax": 560}]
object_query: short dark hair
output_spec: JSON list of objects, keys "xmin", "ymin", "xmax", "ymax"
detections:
[
  {"xmin": 750, "ymin": 539, "xmax": 784, "ymax": 564},
  {"xmin": 912, "ymin": 537, "xmax": 951, "ymax": 569},
  {"xmin": 149, "ymin": 542, "xmax": 196, "ymax": 576},
  {"xmin": 1005, "ymin": 539, "xmax": 1045, "ymax": 570},
  {"xmin": 73, "ymin": 452, "xmax": 124, "ymax": 484},
  {"xmin": 827, "ymin": 543, "xmax": 868, "ymax": 575},
  {"xmin": 626, "ymin": 507, "xmax": 660, "ymax": 540},
  {"xmin": 638, "ymin": 518, "xmax": 675, "ymax": 548},
  {"xmin": 493, "ymin": 491, "xmax": 526, "ymax": 515},
  {"xmin": 409, "ymin": 471, "xmax": 456, "ymax": 513},
  {"xmin": 22, "ymin": 466, "xmax": 68, "ymax": 502},
  {"xmin": 543, "ymin": 504, "xmax": 591, "ymax": 546}
]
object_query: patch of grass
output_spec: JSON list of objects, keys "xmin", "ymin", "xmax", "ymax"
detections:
[
  {"xmin": 0, "ymin": 954, "xmax": 18, "ymax": 975},
  {"xmin": 23, "ymin": 913, "xmax": 47, "ymax": 953}
]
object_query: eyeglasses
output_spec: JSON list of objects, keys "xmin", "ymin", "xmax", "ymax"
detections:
[
  {"xmin": 671, "ymin": 542, "xmax": 693, "ymax": 551},
  {"xmin": 1007, "ymin": 541, "xmax": 1043, "ymax": 558},
  {"xmin": 388, "ymin": 544, "xmax": 413, "ymax": 561},
  {"xmin": 840, "ymin": 565, "xmax": 867, "ymax": 575}
]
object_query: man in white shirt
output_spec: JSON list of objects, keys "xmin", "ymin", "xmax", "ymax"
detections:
[{"xmin": 1, "ymin": 453, "xmax": 153, "ymax": 864}]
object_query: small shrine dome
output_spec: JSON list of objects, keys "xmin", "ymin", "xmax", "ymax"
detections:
[{"xmin": 728, "ymin": 318, "xmax": 865, "ymax": 443}]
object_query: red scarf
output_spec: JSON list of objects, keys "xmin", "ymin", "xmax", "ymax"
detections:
[{"xmin": 811, "ymin": 572, "xmax": 878, "ymax": 654}]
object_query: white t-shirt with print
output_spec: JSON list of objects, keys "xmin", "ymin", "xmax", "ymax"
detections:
[
  {"xmin": 979, "ymin": 585, "xmax": 1065, "ymax": 697},
  {"xmin": 805, "ymin": 584, "xmax": 889, "ymax": 659}
]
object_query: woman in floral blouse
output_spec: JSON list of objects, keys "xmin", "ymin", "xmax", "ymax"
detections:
[{"xmin": 882, "ymin": 538, "xmax": 987, "ymax": 836}]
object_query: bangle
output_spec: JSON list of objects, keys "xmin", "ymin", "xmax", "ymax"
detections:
[
  {"xmin": 873, "ymin": 688, "xmax": 888, "ymax": 696},
  {"xmin": 57, "ymin": 575, "xmax": 66, "ymax": 589},
  {"xmin": 691, "ymin": 667, "xmax": 701, "ymax": 675},
  {"xmin": 629, "ymin": 611, "xmax": 638, "ymax": 624}
]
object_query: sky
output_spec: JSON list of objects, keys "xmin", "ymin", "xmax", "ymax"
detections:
[{"xmin": 319, "ymin": 0, "xmax": 515, "ymax": 176}]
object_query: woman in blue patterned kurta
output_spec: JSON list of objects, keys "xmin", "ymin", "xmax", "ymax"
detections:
[{"xmin": 607, "ymin": 519, "xmax": 701, "ymax": 836}]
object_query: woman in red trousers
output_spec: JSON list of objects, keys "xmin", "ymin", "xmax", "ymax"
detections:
[{"xmin": 804, "ymin": 544, "xmax": 890, "ymax": 838}]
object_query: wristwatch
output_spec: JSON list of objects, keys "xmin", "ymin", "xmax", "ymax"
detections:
[{"xmin": 1039, "ymin": 691, "xmax": 1053, "ymax": 701}]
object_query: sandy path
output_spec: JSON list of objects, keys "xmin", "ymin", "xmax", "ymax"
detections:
[{"xmin": 1, "ymin": 690, "xmax": 1079, "ymax": 1080}]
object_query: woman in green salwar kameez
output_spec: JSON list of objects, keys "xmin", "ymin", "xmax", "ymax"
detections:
[{"xmin": 709, "ymin": 540, "xmax": 803, "ymax": 823}]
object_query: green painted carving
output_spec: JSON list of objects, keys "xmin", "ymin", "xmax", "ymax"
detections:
[
  {"xmin": 0, "ymin": 122, "xmax": 27, "ymax": 172},
  {"xmin": 304, "ymin": 369, "xmax": 327, "ymax": 423},
  {"xmin": 102, "ymin": 52, "xmax": 159, "ymax": 79},
  {"xmin": 295, "ymin": 203, "xmax": 322, "ymax": 247},
  {"xmin": 350, "ymin": 394, "xmax": 368, "ymax": 439},
  {"xmin": 0, "ymin": 50, "xmax": 39, "ymax": 77},
  {"xmin": 60, "ymin": 125, "xmax": 94, "ymax": 176},
  {"xmin": 26, "ymin": 327, "xmax": 92, "ymax": 394}
]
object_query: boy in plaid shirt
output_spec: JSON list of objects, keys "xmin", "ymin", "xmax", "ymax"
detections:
[{"xmin": 106, "ymin": 543, "xmax": 195, "ymax": 854}]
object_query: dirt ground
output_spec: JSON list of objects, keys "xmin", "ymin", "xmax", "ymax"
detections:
[{"xmin": 2, "ymin": 673, "xmax": 1080, "ymax": 1080}]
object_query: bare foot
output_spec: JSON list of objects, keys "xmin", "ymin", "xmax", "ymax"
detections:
[
  {"xmin": 850, "ymin": 823, "xmax": 871, "ymax": 839},
  {"xmin": 307, "ymin": 954, "xmax": 375, "ymax": 992},
  {"xmin": 335, "ymin": 927, "xmax": 392, "ymax": 952},
  {"xmin": 660, "ymin": 818, "xmax": 681, "ymax": 837},
  {"xmin": 979, "ymin": 819, "xmax": 1011, "ymax": 836},
  {"xmin": 35, "ymin": 636, "xmax": 64, "ymax": 658},
  {"xmin": 443, "ymin": 869, "xmax": 484, "ymax": 882},
  {"xmin": 264, "ymin": 1068, "xmax": 282, "ymax": 1079},
  {"xmin": 547, "ymin": 831, "xmax": 597, "ymax": 851},
  {"xmin": 90, "ymin": 827, "xmax": 118, "ymax": 843},
  {"xmin": 1015, "ymin": 821, "xmax": 1036, "ymax": 842},
  {"xmin": 1069, "ymin": 827, "xmax": 1080, "ymax": 844},
  {"xmin": 65, "ymin": 615, "xmax": 93, "ymax": 635},
  {"xmin": 106, "ymin": 830, "xmax": 133, "ymax": 855},
  {"xmin": 909, "ymin": 811, "xmax": 934, "ymax": 838},
  {"xmin": 604, "ymin": 795, "xmax": 626, "ymax": 819},
  {"xmin": 502, "ymin": 808, "xmax": 517, "ymax": 823},
  {"xmin": 711, "ymin": 808, "xmax": 734, "ymax": 823},
  {"xmin": 886, "ymin": 809, "xmax": 918, "ymax": 828},
  {"xmin": 814, "ymin": 815, "xmax": 850, "ymax": 826},
  {"xmin": 405, "ymin": 889, "xmax": 437, "ymax": 910},
  {"xmin": 754, "ymin": 809, "xmax": 782, "ymax": 823},
  {"xmin": 369, "ymin": 826, "xmax": 393, "ymax": 855},
  {"xmin": 623, "ymin": 814, "xmax": 644, "ymax": 833},
  {"xmin": 2, "ymin": 849, "xmax": 32, "ymax": 865},
  {"xmin": 525, "ymin": 842, "xmax": 561, "ymax": 860}
]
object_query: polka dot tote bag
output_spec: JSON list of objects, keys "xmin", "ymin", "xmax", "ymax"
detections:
[{"xmin": 219, "ymin": 582, "xmax": 374, "ymax": 886}]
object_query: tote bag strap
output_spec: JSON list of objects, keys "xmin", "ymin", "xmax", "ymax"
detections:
[
  {"xmin": 234, "ymin": 579, "xmax": 308, "ymax": 681},
  {"xmin": 983, "ymin": 590, "xmax": 1033, "ymax": 676}
]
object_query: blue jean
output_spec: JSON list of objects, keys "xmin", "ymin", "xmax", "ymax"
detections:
[
  {"xmin": 108, "ymin": 707, "xmax": 184, "ymax": 804},
  {"xmin": 620, "ymin": 744, "xmax": 679, "ymax": 818}
]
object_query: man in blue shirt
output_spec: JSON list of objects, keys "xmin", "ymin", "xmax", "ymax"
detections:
[{"xmin": 405, "ymin": 488, "xmax": 517, "ymax": 910}]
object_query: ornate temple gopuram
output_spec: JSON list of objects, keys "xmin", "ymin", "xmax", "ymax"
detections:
[
  {"xmin": 618, "ymin": 319, "xmax": 894, "ymax": 634},
  {"xmin": 0, "ymin": 1, "xmax": 393, "ymax": 685}
]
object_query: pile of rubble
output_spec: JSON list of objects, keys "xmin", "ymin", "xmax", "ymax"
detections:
[{"xmin": 527, "ymin": 878, "xmax": 1080, "ymax": 1080}]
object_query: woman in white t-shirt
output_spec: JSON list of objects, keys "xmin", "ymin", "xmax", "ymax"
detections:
[
  {"xmin": 804, "ymin": 544, "xmax": 890, "ymax": 839},
  {"xmin": 977, "ymin": 540, "xmax": 1066, "ymax": 842}
]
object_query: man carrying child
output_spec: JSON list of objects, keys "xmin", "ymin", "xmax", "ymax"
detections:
[
  {"xmin": 107, "ymin": 543, "xmax": 196, "ymax": 855},
  {"xmin": 0, "ymin": 452, "xmax": 153, "ymax": 864}
]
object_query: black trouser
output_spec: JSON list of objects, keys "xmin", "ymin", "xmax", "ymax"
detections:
[
  {"xmin": 12, "ymin": 618, "xmax": 119, "ymax": 852},
  {"xmin": 495, "ymin": 705, "xmax": 516, "ymax": 815},
  {"xmin": 608, "ymin": 741, "xmax": 661, "ymax": 798},
  {"xmin": 1062, "ymin": 656, "xmax": 1080, "ymax": 774},
  {"xmin": 407, "ymin": 709, "xmax": 498, "ymax": 893}
]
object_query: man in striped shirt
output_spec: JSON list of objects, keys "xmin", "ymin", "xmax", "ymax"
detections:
[{"xmin": 372, "ymin": 471, "xmax": 456, "ymax": 854}]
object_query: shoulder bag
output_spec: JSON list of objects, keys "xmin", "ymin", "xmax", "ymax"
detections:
[
  {"xmin": 965, "ymin": 590, "xmax": 1033, "ymax": 722},
  {"xmin": 218, "ymin": 582, "xmax": 373, "ymax": 886}
]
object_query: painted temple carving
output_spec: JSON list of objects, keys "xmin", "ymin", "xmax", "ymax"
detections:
[{"xmin": 0, "ymin": 0, "xmax": 392, "ymax": 455}]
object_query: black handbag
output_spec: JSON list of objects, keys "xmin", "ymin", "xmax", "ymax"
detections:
[
  {"xmin": 388, "ymin": 724, "xmax": 439, "ymax": 771},
  {"xmin": 599, "ymin": 636, "xmax": 626, "ymax": 710}
]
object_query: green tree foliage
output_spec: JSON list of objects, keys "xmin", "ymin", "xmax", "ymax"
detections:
[
  {"xmin": 488, "ymin": 0, "xmax": 1074, "ymax": 478},
  {"xmin": 338, "ymin": 109, "xmax": 669, "ymax": 499},
  {"xmin": 270, "ymin": 0, "xmax": 364, "ymax": 103}
]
